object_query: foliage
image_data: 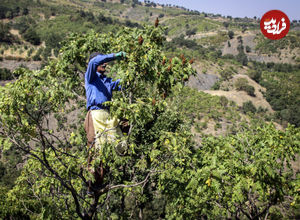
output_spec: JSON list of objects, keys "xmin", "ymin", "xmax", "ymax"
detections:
[
  {"xmin": 228, "ymin": 30, "xmax": 234, "ymax": 39},
  {"xmin": 0, "ymin": 23, "xmax": 196, "ymax": 219},
  {"xmin": 220, "ymin": 67, "xmax": 235, "ymax": 80},
  {"xmin": 162, "ymin": 123, "xmax": 300, "ymax": 219},
  {"xmin": 0, "ymin": 68, "xmax": 13, "ymax": 80},
  {"xmin": 242, "ymin": 101, "xmax": 257, "ymax": 114},
  {"xmin": 185, "ymin": 28, "xmax": 197, "ymax": 37},
  {"xmin": 0, "ymin": 22, "xmax": 15, "ymax": 44},
  {"xmin": 23, "ymin": 27, "xmax": 41, "ymax": 45},
  {"xmin": 236, "ymin": 51, "xmax": 248, "ymax": 66},
  {"xmin": 247, "ymin": 69, "xmax": 261, "ymax": 82},
  {"xmin": 235, "ymin": 78, "xmax": 255, "ymax": 96},
  {"xmin": 245, "ymin": 45, "xmax": 251, "ymax": 53},
  {"xmin": 173, "ymin": 87, "xmax": 244, "ymax": 135},
  {"xmin": 260, "ymin": 70, "xmax": 300, "ymax": 127}
]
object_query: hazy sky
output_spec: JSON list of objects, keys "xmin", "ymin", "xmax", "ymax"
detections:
[{"xmin": 149, "ymin": 0, "xmax": 300, "ymax": 20}]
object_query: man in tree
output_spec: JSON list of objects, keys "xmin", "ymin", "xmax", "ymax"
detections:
[{"xmin": 84, "ymin": 51, "xmax": 126, "ymax": 194}]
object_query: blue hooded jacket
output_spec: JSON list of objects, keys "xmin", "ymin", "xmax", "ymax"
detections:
[{"xmin": 85, "ymin": 53, "xmax": 120, "ymax": 110}]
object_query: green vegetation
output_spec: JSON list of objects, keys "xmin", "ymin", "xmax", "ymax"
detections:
[
  {"xmin": 165, "ymin": 123, "xmax": 299, "ymax": 219},
  {"xmin": 255, "ymin": 33, "xmax": 300, "ymax": 54},
  {"xmin": 235, "ymin": 78, "xmax": 255, "ymax": 96},
  {"xmin": 249, "ymin": 61, "xmax": 300, "ymax": 127},
  {"xmin": 242, "ymin": 100, "xmax": 257, "ymax": 113},
  {"xmin": 0, "ymin": 23, "xmax": 196, "ymax": 219},
  {"xmin": 228, "ymin": 30, "xmax": 234, "ymax": 39},
  {"xmin": 0, "ymin": 1, "xmax": 299, "ymax": 219},
  {"xmin": 0, "ymin": 22, "xmax": 17, "ymax": 44},
  {"xmin": 0, "ymin": 68, "xmax": 13, "ymax": 80}
]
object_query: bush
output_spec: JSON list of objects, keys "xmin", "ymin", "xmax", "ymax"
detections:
[
  {"xmin": 248, "ymin": 70, "xmax": 261, "ymax": 82},
  {"xmin": 235, "ymin": 78, "xmax": 255, "ymax": 96},
  {"xmin": 236, "ymin": 52, "xmax": 248, "ymax": 66},
  {"xmin": 27, "ymin": 48, "xmax": 34, "ymax": 57},
  {"xmin": 228, "ymin": 30, "xmax": 234, "ymax": 39},
  {"xmin": 244, "ymin": 85, "xmax": 255, "ymax": 96},
  {"xmin": 45, "ymin": 32, "xmax": 63, "ymax": 49},
  {"xmin": 220, "ymin": 68, "xmax": 234, "ymax": 80},
  {"xmin": 0, "ymin": 22, "xmax": 14, "ymax": 43},
  {"xmin": 212, "ymin": 80, "xmax": 222, "ymax": 90},
  {"xmin": 0, "ymin": 68, "xmax": 13, "ymax": 80},
  {"xmin": 242, "ymin": 101, "xmax": 256, "ymax": 113},
  {"xmin": 23, "ymin": 28, "xmax": 41, "ymax": 45},
  {"xmin": 186, "ymin": 28, "xmax": 197, "ymax": 37},
  {"xmin": 245, "ymin": 45, "xmax": 251, "ymax": 53}
]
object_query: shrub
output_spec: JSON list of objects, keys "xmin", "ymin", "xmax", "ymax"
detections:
[
  {"xmin": 186, "ymin": 28, "xmax": 197, "ymax": 37},
  {"xmin": 248, "ymin": 70, "xmax": 261, "ymax": 82},
  {"xmin": 245, "ymin": 45, "xmax": 251, "ymax": 53},
  {"xmin": 235, "ymin": 78, "xmax": 255, "ymax": 96},
  {"xmin": 244, "ymin": 85, "xmax": 255, "ymax": 96},
  {"xmin": 212, "ymin": 80, "xmax": 221, "ymax": 90},
  {"xmin": 236, "ymin": 52, "xmax": 248, "ymax": 66},
  {"xmin": 228, "ymin": 30, "xmax": 234, "ymax": 39},
  {"xmin": 0, "ymin": 22, "xmax": 14, "ymax": 43},
  {"xmin": 0, "ymin": 68, "xmax": 13, "ymax": 80},
  {"xmin": 242, "ymin": 101, "xmax": 256, "ymax": 113},
  {"xmin": 220, "ymin": 68, "xmax": 234, "ymax": 80},
  {"xmin": 23, "ymin": 28, "xmax": 41, "ymax": 45}
]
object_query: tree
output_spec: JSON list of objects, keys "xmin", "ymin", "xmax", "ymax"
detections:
[
  {"xmin": 0, "ymin": 23, "xmax": 196, "ymax": 219},
  {"xmin": 248, "ymin": 69, "xmax": 261, "ymax": 82},
  {"xmin": 235, "ymin": 78, "xmax": 256, "ymax": 96},
  {"xmin": 162, "ymin": 123, "xmax": 300, "ymax": 219},
  {"xmin": 0, "ymin": 22, "xmax": 15, "ymax": 44},
  {"xmin": 23, "ymin": 28, "xmax": 41, "ymax": 45},
  {"xmin": 223, "ymin": 22, "xmax": 229, "ymax": 28},
  {"xmin": 228, "ymin": 30, "xmax": 234, "ymax": 39},
  {"xmin": 236, "ymin": 51, "xmax": 248, "ymax": 66},
  {"xmin": 245, "ymin": 45, "xmax": 251, "ymax": 53},
  {"xmin": 242, "ymin": 101, "xmax": 256, "ymax": 113},
  {"xmin": 185, "ymin": 28, "xmax": 197, "ymax": 37}
]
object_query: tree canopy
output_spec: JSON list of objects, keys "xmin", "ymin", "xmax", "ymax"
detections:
[{"xmin": 0, "ymin": 22, "xmax": 299, "ymax": 219}]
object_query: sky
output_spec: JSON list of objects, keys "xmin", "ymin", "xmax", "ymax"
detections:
[{"xmin": 149, "ymin": 0, "xmax": 300, "ymax": 21}]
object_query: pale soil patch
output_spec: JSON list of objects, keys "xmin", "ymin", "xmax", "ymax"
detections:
[
  {"xmin": 39, "ymin": 13, "xmax": 45, "ymax": 20},
  {"xmin": 0, "ymin": 60, "xmax": 41, "ymax": 71},
  {"xmin": 0, "ymin": 18, "xmax": 10, "ymax": 24},
  {"xmin": 203, "ymin": 90, "xmax": 273, "ymax": 112},
  {"xmin": 9, "ymin": 29, "xmax": 21, "ymax": 38},
  {"xmin": 187, "ymin": 31, "xmax": 219, "ymax": 40}
]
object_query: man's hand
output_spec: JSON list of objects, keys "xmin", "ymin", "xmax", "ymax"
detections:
[{"xmin": 115, "ymin": 51, "xmax": 126, "ymax": 59}]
